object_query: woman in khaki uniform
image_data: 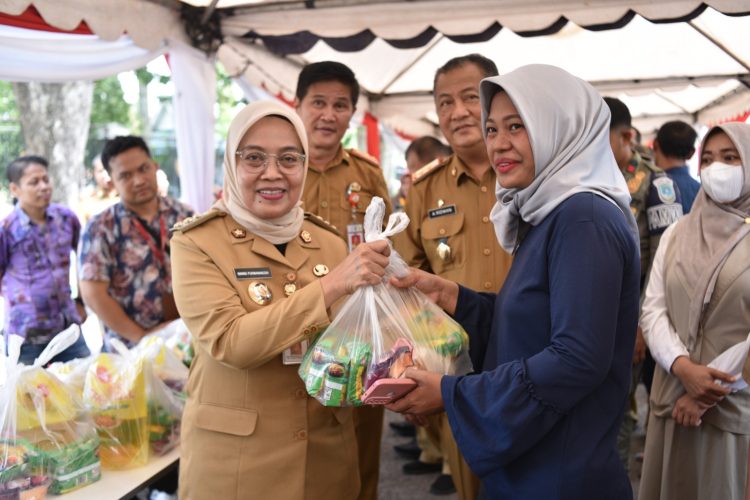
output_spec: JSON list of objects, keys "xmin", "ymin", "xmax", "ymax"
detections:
[{"xmin": 171, "ymin": 101, "xmax": 390, "ymax": 500}]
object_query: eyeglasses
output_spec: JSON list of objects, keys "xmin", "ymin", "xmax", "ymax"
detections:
[{"xmin": 235, "ymin": 149, "xmax": 306, "ymax": 174}]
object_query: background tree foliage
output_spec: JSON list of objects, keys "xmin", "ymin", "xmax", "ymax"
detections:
[
  {"xmin": 2, "ymin": 64, "xmax": 241, "ymax": 207},
  {"xmin": 0, "ymin": 81, "xmax": 22, "ymax": 191}
]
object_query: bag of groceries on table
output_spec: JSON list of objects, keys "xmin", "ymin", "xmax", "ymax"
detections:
[
  {"xmin": 299, "ymin": 197, "xmax": 472, "ymax": 407},
  {"xmin": 144, "ymin": 319, "xmax": 194, "ymax": 368},
  {"xmin": 0, "ymin": 327, "xmax": 101, "ymax": 497},
  {"xmin": 83, "ymin": 339, "xmax": 149, "ymax": 470},
  {"xmin": 134, "ymin": 336, "xmax": 188, "ymax": 455},
  {"xmin": 48, "ymin": 346, "xmax": 100, "ymax": 401}
]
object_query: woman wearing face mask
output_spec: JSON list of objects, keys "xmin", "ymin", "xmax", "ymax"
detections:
[
  {"xmin": 639, "ymin": 122, "xmax": 750, "ymax": 500},
  {"xmin": 386, "ymin": 65, "xmax": 641, "ymax": 498},
  {"xmin": 170, "ymin": 101, "xmax": 390, "ymax": 499}
]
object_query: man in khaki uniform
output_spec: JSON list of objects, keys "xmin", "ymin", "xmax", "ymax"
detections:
[
  {"xmin": 394, "ymin": 54, "xmax": 514, "ymax": 499},
  {"xmin": 295, "ymin": 60, "xmax": 392, "ymax": 500},
  {"xmin": 605, "ymin": 97, "xmax": 684, "ymax": 474}
]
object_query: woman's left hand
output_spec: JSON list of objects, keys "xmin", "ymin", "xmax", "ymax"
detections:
[
  {"xmin": 672, "ymin": 394, "xmax": 711, "ymax": 427},
  {"xmin": 386, "ymin": 367, "xmax": 445, "ymax": 416}
]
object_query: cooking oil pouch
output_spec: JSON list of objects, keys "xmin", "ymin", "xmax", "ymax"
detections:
[{"xmin": 83, "ymin": 339, "xmax": 148, "ymax": 470}]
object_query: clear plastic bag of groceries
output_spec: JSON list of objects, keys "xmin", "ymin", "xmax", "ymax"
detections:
[
  {"xmin": 134, "ymin": 335, "xmax": 188, "ymax": 455},
  {"xmin": 144, "ymin": 319, "xmax": 194, "ymax": 368},
  {"xmin": 83, "ymin": 339, "xmax": 149, "ymax": 470},
  {"xmin": 299, "ymin": 197, "xmax": 472, "ymax": 407},
  {"xmin": 0, "ymin": 327, "xmax": 101, "ymax": 498}
]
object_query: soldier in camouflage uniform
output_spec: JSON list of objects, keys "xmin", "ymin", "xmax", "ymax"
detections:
[{"xmin": 605, "ymin": 97, "xmax": 684, "ymax": 474}]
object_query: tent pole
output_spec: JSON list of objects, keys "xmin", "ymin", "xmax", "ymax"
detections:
[
  {"xmin": 201, "ymin": 0, "xmax": 220, "ymax": 24},
  {"xmin": 688, "ymin": 21, "xmax": 750, "ymax": 72},
  {"xmin": 654, "ymin": 89, "xmax": 690, "ymax": 115}
]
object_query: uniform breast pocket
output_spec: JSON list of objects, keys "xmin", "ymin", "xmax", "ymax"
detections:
[
  {"xmin": 420, "ymin": 213, "xmax": 465, "ymax": 275},
  {"xmin": 339, "ymin": 191, "xmax": 373, "ymax": 219}
]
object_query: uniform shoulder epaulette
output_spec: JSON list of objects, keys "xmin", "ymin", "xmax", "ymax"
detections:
[
  {"xmin": 347, "ymin": 148, "xmax": 380, "ymax": 168},
  {"xmin": 171, "ymin": 210, "xmax": 226, "ymax": 233},
  {"xmin": 412, "ymin": 157, "xmax": 449, "ymax": 184},
  {"xmin": 304, "ymin": 212, "xmax": 341, "ymax": 237}
]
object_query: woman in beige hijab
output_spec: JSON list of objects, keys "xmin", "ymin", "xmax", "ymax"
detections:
[
  {"xmin": 171, "ymin": 101, "xmax": 390, "ymax": 500},
  {"xmin": 639, "ymin": 122, "xmax": 750, "ymax": 500}
]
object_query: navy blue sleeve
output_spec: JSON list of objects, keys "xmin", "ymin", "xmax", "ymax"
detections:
[
  {"xmin": 452, "ymin": 285, "xmax": 497, "ymax": 372},
  {"xmin": 442, "ymin": 215, "xmax": 627, "ymax": 474}
]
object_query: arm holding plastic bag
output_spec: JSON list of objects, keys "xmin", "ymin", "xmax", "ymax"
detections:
[
  {"xmin": 171, "ymin": 224, "xmax": 390, "ymax": 371},
  {"xmin": 300, "ymin": 197, "xmax": 472, "ymax": 407}
]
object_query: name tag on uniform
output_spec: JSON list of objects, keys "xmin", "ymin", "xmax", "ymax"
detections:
[
  {"xmin": 235, "ymin": 267, "xmax": 272, "ymax": 280},
  {"xmin": 428, "ymin": 205, "xmax": 457, "ymax": 219},
  {"xmin": 283, "ymin": 340, "xmax": 309, "ymax": 365}
]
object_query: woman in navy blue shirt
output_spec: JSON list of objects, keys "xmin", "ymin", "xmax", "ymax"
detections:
[{"xmin": 388, "ymin": 65, "xmax": 641, "ymax": 499}]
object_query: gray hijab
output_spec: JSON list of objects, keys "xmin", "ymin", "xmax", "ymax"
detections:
[
  {"xmin": 480, "ymin": 64, "xmax": 636, "ymax": 254},
  {"xmin": 665, "ymin": 122, "xmax": 750, "ymax": 351}
]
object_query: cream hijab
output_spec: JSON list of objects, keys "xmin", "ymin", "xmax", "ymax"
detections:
[
  {"xmin": 665, "ymin": 122, "xmax": 750, "ymax": 350},
  {"xmin": 480, "ymin": 64, "xmax": 636, "ymax": 254},
  {"xmin": 214, "ymin": 100, "xmax": 309, "ymax": 244}
]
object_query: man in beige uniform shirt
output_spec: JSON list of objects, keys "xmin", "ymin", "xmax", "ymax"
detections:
[
  {"xmin": 394, "ymin": 54, "xmax": 513, "ymax": 500},
  {"xmin": 295, "ymin": 60, "xmax": 392, "ymax": 500}
]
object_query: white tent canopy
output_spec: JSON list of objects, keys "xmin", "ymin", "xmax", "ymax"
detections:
[
  {"xmin": 1, "ymin": 0, "xmax": 750, "ymax": 211},
  {"xmin": 215, "ymin": 0, "xmax": 750, "ymax": 135}
]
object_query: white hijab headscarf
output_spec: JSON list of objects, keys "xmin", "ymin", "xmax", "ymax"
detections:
[
  {"xmin": 480, "ymin": 64, "xmax": 637, "ymax": 253},
  {"xmin": 213, "ymin": 100, "xmax": 309, "ymax": 244}
]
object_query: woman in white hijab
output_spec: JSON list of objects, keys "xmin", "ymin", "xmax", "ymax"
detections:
[
  {"xmin": 387, "ymin": 64, "xmax": 640, "ymax": 499},
  {"xmin": 639, "ymin": 122, "xmax": 750, "ymax": 500},
  {"xmin": 171, "ymin": 101, "xmax": 390, "ymax": 500}
]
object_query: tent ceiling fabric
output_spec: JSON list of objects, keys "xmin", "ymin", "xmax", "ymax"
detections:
[
  {"xmin": 0, "ymin": 0, "xmax": 188, "ymax": 49},
  {"xmin": 1, "ymin": 0, "xmax": 748, "ymax": 135},
  {"xmin": 221, "ymin": 0, "xmax": 750, "ymax": 41},
  {"xmin": 218, "ymin": 4, "xmax": 750, "ymax": 134}
]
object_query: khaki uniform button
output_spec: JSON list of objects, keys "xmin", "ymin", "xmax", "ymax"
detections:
[
  {"xmin": 309, "ymin": 325, "xmax": 317, "ymax": 334},
  {"xmin": 481, "ymin": 186, "xmax": 488, "ymax": 193},
  {"xmin": 482, "ymin": 216, "xmax": 489, "ymax": 223},
  {"xmin": 483, "ymin": 248, "xmax": 491, "ymax": 256},
  {"xmin": 296, "ymin": 429, "xmax": 308, "ymax": 440},
  {"xmin": 286, "ymin": 272, "xmax": 296, "ymax": 281},
  {"xmin": 321, "ymin": 200, "xmax": 328, "ymax": 208},
  {"xmin": 302, "ymin": 328, "xmax": 310, "ymax": 335},
  {"xmin": 484, "ymin": 281, "xmax": 492, "ymax": 289},
  {"xmin": 439, "ymin": 228, "xmax": 446, "ymax": 235}
]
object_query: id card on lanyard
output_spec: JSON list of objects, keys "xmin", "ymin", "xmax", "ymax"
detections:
[{"xmin": 132, "ymin": 215, "xmax": 179, "ymax": 321}]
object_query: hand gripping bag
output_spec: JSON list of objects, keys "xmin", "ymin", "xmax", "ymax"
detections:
[{"xmin": 299, "ymin": 197, "xmax": 472, "ymax": 406}]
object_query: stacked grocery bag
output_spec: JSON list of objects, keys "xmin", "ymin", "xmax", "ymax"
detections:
[
  {"xmin": 299, "ymin": 197, "xmax": 473, "ymax": 407},
  {"xmin": 1, "ymin": 320, "xmax": 191, "ymax": 497},
  {"xmin": 0, "ymin": 327, "xmax": 101, "ymax": 498}
]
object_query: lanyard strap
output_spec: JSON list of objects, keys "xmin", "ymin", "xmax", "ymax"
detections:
[{"xmin": 132, "ymin": 214, "xmax": 167, "ymax": 267}]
